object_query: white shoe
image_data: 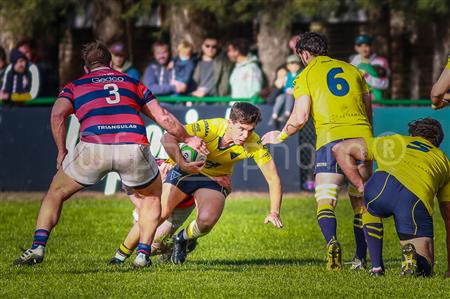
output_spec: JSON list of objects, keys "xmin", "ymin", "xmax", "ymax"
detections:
[
  {"xmin": 13, "ymin": 245, "xmax": 45, "ymax": 266},
  {"xmin": 132, "ymin": 252, "xmax": 151, "ymax": 268}
]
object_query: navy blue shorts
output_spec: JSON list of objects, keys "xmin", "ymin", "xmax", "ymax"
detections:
[
  {"xmin": 165, "ymin": 166, "xmax": 229, "ymax": 198},
  {"xmin": 364, "ymin": 171, "xmax": 433, "ymax": 238},
  {"xmin": 315, "ymin": 139, "xmax": 349, "ymax": 174}
]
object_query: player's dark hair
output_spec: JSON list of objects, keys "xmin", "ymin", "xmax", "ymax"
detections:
[
  {"xmin": 295, "ymin": 32, "xmax": 328, "ymax": 56},
  {"xmin": 227, "ymin": 38, "xmax": 250, "ymax": 56},
  {"xmin": 82, "ymin": 41, "xmax": 112, "ymax": 69},
  {"xmin": 408, "ymin": 118, "xmax": 444, "ymax": 147},
  {"xmin": 230, "ymin": 102, "xmax": 262, "ymax": 124}
]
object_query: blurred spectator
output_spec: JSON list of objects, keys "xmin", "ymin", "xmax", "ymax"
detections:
[
  {"xmin": 349, "ymin": 34, "xmax": 390, "ymax": 100},
  {"xmin": 110, "ymin": 42, "xmax": 140, "ymax": 80},
  {"xmin": 289, "ymin": 35, "xmax": 298, "ymax": 54},
  {"xmin": 3, "ymin": 40, "xmax": 41, "ymax": 99},
  {"xmin": 192, "ymin": 37, "xmax": 232, "ymax": 97},
  {"xmin": 0, "ymin": 47, "xmax": 7, "ymax": 87},
  {"xmin": 265, "ymin": 65, "xmax": 287, "ymax": 105},
  {"xmin": 227, "ymin": 38, "xmax": 263, "ymax": 99},
  {"xmin": 171, "ymin": 40, "xmax": 196, "ymax": 95},
  {"xmin": 0, "ymin": 48, "xmax": 34, "ymax": 102},
  {"xmin": 143, "ymin": 41, "xmax": 185, "ymax": 96},
  {"xmin": 268, "ymin": 55, "xmax": 303, "ymax": 126}
]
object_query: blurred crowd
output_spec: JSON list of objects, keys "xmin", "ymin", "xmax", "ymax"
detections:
[{"xmin": 0, "ymin": 34, "xmax": 390, "ymax": 126}]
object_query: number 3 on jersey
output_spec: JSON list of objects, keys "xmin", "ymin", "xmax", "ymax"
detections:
[
  {"xmin": 327, "ymin": 67, "xmax": 349, "ymax": 96},
  {"xmin": 104, "ymin": 83, "xmax": 120, "ymax": 104}
]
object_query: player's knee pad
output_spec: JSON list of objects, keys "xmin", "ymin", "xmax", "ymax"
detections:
[
  {"xmin": 348, "ymin": 184, "xmax": 363, "ymax": 199},
  {"xmin": 314, "ymin": 184, "xmax": 339, "ymax": 202},
  {"xmin": 133, "ymin": 209, "xmax": 139, "ymax": 222}
]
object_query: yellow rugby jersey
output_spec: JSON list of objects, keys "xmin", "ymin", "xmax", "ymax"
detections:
[
  {"xmin": 446, "ymin": 54, "xmax": 450, "ymax": 69},
  {"xmin": 173, "ymin": 118, "xmax": 272, "ymax": 177},
  {"xmin": 293, "ymin": 56, "xmax": 372, "ymax": 149},
  {"xmin": 364, "ymin": 135, "xmax": 450, "ymax": 214}
]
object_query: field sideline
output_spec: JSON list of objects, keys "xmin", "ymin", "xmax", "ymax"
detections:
[{"xmin": 1, "ymin": 193, "xmax": 449, "ymax": 298}]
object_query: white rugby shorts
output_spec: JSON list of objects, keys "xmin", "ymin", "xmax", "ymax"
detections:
[{"xmin": 62, "ymin": 141, "xmax": 159, "ymax": 188}]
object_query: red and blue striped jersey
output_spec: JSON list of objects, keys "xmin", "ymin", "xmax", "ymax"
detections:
[{"xmin": 58, "ymin": 67, "xmax": 155, "ymax": 144}]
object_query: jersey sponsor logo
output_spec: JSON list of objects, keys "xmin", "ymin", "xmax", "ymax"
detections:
[
  {"xmin": 230, "ymin": 152, "xmax": 240, "ymax": 160},
  {"xmin": 96, "ymin": 124, "xmax": 138, "ymax": 130},
  {"xmin": 192, "ymin": 123, "xmax": 201, "ymax": 134},
  {"xmin": 92, "ymin": 76, "xmax": 125, "ymax": 83},
  {"xmin": 203, "ymin": 120, "xmax": 210, "ymax": 137}
]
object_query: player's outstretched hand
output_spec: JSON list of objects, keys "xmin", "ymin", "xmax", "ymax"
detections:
[
  {"xmin": 180, "ymin": 160, "xmax": 205, "ymax": 174},
  {"xmin": 212, "ymin": 175, "xmax": 232, "ymax": 192},
  {"xmin": 262, "ymin": 130, "xmax": 283, "ymax": 145},
  {"xmin": 264, "ymin": 212, "xmax": 283, "ymax": 228},
  {"xmin": 159, "ymin": 162, "xmax": 174, "ymax": 181},
  {"xmin": 56, "ymin": 150, "xmax": 67, "ymax": 170},
  {"xmin": 185, "ymin": 136, "xmax": 209, "ymax": 156}
]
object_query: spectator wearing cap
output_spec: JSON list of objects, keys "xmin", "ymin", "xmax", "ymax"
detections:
[
  {"xmin": 227, "ymin": 38, "xmax": 263, "ymax": 99},
  {"xmin": 349, "ymin": 34, "xmax": 390, "ymax": 100},
  {"xmin": 268, "ymin": 54, "xmax": 303, "ymax": 126},
  {"xmin": 110, "ymin": 42, "xmax": 140, "ymax": 81},
  {"xmin": 2, "ymin": 40, "xmax": 41, "ymax": 99},
  {"xmin": 0, "ymin": 48, "xmax": 34, "ymax": 102}
]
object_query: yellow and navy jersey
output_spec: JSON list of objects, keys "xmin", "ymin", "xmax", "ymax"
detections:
[
  {"xmin": 171, "ymin": 118, "xmax": 272, "ymax": 177},
  {"xmin": 364, "ymin": 134, "xmax": 450, "ymax": 214},
  {"xmin": 293, "ymin": 55, "xmax": 372, "ymax": 149},
  {"xmin": 446, "ymin": 54, "xmax": 450, "ymax": 69}
]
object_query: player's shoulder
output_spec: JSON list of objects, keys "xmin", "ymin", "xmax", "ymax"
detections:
[{"xmin": 243, "ymin": 131, "xmax": 264, "ymax": 150}]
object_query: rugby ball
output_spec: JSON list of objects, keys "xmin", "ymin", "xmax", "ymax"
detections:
[{"xmin": 180, "ymin": 144, "xmax": 206, "ymax": 162}]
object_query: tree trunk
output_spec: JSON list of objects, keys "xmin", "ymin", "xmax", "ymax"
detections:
[
  {"xmin": 389, "ymin": 9, "xmax": 409, "ymax": 99},
  {"xmin": 92, "ymin": 0, "xmax": 125, "ymax": 44},
  {"xmin": 169, "ymin": 6, "xmax": 217, "ymax": 54},
  {"xmin": 257, "ymin": 12, "xmax": 291, "ymax": 85}
]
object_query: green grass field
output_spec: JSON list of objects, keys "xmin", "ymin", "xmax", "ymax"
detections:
[{"xmin": 1, "ymin": 193, "xmax": 449, "ymax": 298}]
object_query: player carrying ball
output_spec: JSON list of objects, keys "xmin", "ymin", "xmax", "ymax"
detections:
[
  {"xmin": 112, "ymin": 102, "xmax": 284, "ymax": 265},
  {"xmin": 263, "ymin": 32, "xmax": 373, "ymax": 270}
]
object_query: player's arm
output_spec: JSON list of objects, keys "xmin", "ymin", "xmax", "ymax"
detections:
[
  {"xmin": 440, "ymin": 201, "xmax": 450, "ymax": 278},
  {"xmin": 261, "ymin": 95, "xmax": 311, "ymax": 145},
  {"xmin": 332, "ymin": 138, "xmax": 369, "ymax": 193},
  {"xmin": 141, "ymin": 100, "xmax": 208, "ymax": 156},
  {"xmin": 161, "ymin": 132, "xmax": 204, "ymax": 174},
  {"xmin": 431, "ymin": 68, "xmax": 450, "ymax": 109},
  {"xmin": 50, "ymin": 98, "xmax": 74, "ymax": 169},
  {"xmin": 258, "ymin": 159, "xmax": 283, "ymax": 228}
]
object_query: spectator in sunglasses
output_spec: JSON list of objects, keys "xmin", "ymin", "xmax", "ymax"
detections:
[{"xmin": 191, "ymin": 37, "xmax": 232, "ymax": 97}]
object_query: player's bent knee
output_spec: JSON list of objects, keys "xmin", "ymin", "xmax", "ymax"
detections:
[{"xmin": 315, "ymin": 184, "xmax": 339, "ymax": 202}]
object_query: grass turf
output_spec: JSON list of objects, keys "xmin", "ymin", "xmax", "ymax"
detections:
[{"xmin": 1, "ymin": 194, "xmax": 449, "ymax": 298}]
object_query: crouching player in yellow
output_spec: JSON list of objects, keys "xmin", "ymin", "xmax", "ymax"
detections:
[
  {"xmin": 109, "ymin": 160, "xmax": 200, "ymax": 264},
  {"xmin": 113, "ymin": 102, "xmax": 283, "ymax": 265},
  {"xmin": 262, "ymin": 32, "xmax": 373, "ymax": 270},
  {"xmin": 333, "ymin": 118, "xmax": 450, "ymax": 277}
]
